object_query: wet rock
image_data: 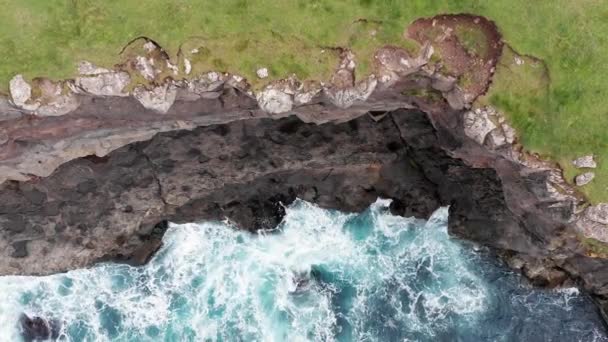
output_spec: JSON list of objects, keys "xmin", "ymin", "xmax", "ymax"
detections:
[
  {"xmin": 575, "ymin": 172, "xmax": 595, "ymax": 186},
  {"xmin": 19, "ymin": 314, "xmax": 60, "ymax": 341},
  {"xmin": 573, "ymin": 155, "xmax": 597, "ymax": 169},
  {"xmin": 133, "ymin": 83, "xmax": 177, "ymax": 114}
]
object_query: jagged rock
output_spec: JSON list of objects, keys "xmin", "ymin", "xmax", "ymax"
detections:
[
  {"xmin": 133, "ymin": 83, "xmax": 177, "ymax": 114},
  {"xmin": 75, "ymin": 71, "xmax": 131, "ymax": 97},
  {"xmin": 375, "ymin": 43, "xmax": 433, "ymax": 87},
  {"xmin": 573, "ymin": 155, "xmax": 597, "ymax": 169},
  {"xmin": 586, "ymin": 204, "xmax": 608, "ymax": 225},
  {"xmin": 187, "ymin": 72, "xmax": 225, "ymax": 97},
  {"xmin": 9, "ymin": 76, "xmax": 80, "ymax": 116},
  {"xmin": 430, "ymin": 73, "xmax": 457, "ymax": 92},
  {"xmin": 463, "ymin": 107, "xmax": 497, "ymax": 145},
  {"xmin": 19, "ymin": 314, "xmax": 61, "ymax": 341},
  {"xmin": 294, "ymin": 81, "xmax": 322, "ymax": 106},
  {"xmin": 444, "ymin": 87, "xmax": 467, "ymax": 110},
  {"xmin": 256, "ymin": 67, "xmax": 269, "ymax": 79},
  {"xmin": 325, "ymin": 76, "xmax": 377, "ymax": 109},
  {"xmin": 256, "ymin": 87, "xmax": 293, "ymax": 114},
  {"xmin": 575, "ymin": 172, "xmax": 595, "ymax": 186},
  {"xmin": 575, "ymin": 204, "xmax": 608, "ymax": 243},
  {"xmin": 78, "ymin": 61, "xmax": 110, "ymax": 75},
  {"xmin": 135, "ymin": 56, "xmax": 157, "ymax": 81},
  {"xmin": 35, "ymin": 79, "xmax": 80, "ymax": 117},
  {"xmin": 502, "ymin": 123, "xmax": 516, "ymax": 144},
  {"xmin": 9, "ymin": 75, "xmax": 39, "ymax": 111}
]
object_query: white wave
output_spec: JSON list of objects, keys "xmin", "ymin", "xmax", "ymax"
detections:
[{"xmin": 0, "ymin": 198, "xmax": 600, "ymax": 341}]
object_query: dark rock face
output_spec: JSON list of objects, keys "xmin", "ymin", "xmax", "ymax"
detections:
[
  {"xmin": 19, "ymin": 314, "xmax": 60, "ymax": 342},
  {"xmin": 3, "ymin": 105, "xmax": 608, "ymax": 322},
  {"xmin": 0, "ymin": 112, "xmax": 441, "ymax": 274}
]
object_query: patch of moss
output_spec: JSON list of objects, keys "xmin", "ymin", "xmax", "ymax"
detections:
[{"xmin": 581, "ymin": 237, "xmax": 608, "ymax": 258}]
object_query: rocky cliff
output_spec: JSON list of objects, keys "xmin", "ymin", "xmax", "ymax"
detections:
[{"xmin": 3, "ymin": 14, "xmax": 608, "ymax": 321}]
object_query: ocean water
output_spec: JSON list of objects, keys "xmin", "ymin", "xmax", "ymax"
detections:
[{"xmin": 0, "ymin": 199, "xmax": 606, "ymax": 341}]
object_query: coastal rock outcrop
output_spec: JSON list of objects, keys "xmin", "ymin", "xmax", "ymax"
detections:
[{"xmin": 3, "ymin": 12, "xmax": 608, "ymax": 327}]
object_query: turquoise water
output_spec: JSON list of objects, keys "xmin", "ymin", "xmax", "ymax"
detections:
[{"xmin": 0, "ymin": 199, "xmax": 606, "ymax": 341}]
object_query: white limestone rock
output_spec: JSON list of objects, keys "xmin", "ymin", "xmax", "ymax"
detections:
[
  {"xmin": 256, "ymin": 88, "xmax": 293, "ymax": 114},
  {"xmin": 575, "ymin": 172, "xmax": 595, "ymax": 186},
  {"xmin": 256, "ymin": 67, "xmax": 269, "ymax": 79},
  {"xmin": 9, "ymin": 75, "xmax": 39, "ymax": 111},
  {"xmin": 133, "ymin": 83, "xmax": 177, "ymax": 114},
  {"xmin": 586, "ymin": 203, "xmax": 608, "ymax": 225},
  {"xmin": 135, "ymin": 56, "xmax": 157, "ymax": 81},
  {"xmin": 75, "ymin": 71, "xmax": 131, "ymax": 97},
  {"xmin": 324, "ymin": 76, "xmax": 377, "ymax": 109},
  {"xmin": 184, "ymin": 58, "xmax": 192, "ymax": 75},
  {"xmin": 573, "ymin": 155, "xmax": 597, "ymax": 169},
  {"xmin": 463, "ymin": 107, "xmax": 497, "ymax": 145}
]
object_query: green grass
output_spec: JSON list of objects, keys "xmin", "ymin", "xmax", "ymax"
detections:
[{"xmin": 1, "ymin": 1, "xmax": 608, "ymax": 201}]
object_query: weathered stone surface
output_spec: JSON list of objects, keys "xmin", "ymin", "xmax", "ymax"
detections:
[
  {"xmin": 9, "ymin": 75, "xmax": 39, "ymax": 111},
  {"xmin": 0, "ymin": 95, "xmax": 23, "ymax": 122},
  {"xmin": 78, "ymin": 61, "xmax": 110, "ymax": 75},
  {"xmin": 133, "ymin": 83, "xmax": 177, "ymax": 113},
  {"xmin": 576, "ymin": 172, "xmax": 595, "ymax": 186},
  {"xmin": 256, "ymin": 87, "xmax": 293, "ymax": 114},
  {"xmin": 573, "ymin": 155, "xmax": 597, "ymax": 169},
  {"xmin": 0, "ymin": 113, "xmax": 440, "ymax": 275},
  {"xmin": 135, "ymin": 56, "xmax": 157, "ymax": 81},
  {"xmin": 74, "ymin": 71, "xmax": 131, "ymax": 97},
  {"xmin": 463, "ymin": 107, "xmax": 497, "ymax": 145}
]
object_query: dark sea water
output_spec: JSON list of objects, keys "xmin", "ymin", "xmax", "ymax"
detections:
[{"xmin": 0, "ymin": 199, "xmax": 606, "ymax": 341}]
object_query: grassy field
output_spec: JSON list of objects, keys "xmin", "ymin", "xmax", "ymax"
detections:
[{"xmin": 1, "ymin": 0, "xmax": 607, "ymax": 201}]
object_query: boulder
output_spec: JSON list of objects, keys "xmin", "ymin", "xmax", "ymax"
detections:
[
  {"xmin": 575, "ymin": 172, "xmax": 595, "ymax": 186},
  {"xmin": 186, "ymin": 72, "xmax": 225, "ymax": 97},
  {"xmin": 256, "ymin": 87, "xmax": 293, "ymax": 114},
  {"xmin": 19, "ymin": 314, "xmax": 60, "ymax": 341},
  {"xmin": 75, "ymin": 71, "xmax": 131, "ymax": 97},
  {"xmin": 586, "ymin": 203, "xmax": 608, "ymax": 225},
  {"xmin": 133, "ymin": 83, "xmax": 177, "ymax": 114},
  {"xmin": 463, "ymin": 107, "xmax": 497, "ymax": 145},
  {"xmin": 573, "ymin": 155, "xmax": 597, "ymax": 169},
  {"xmin": 256, "ymin": 67, "xmax": 269, "ymax": 79},
  {"xmin": 9, "ymin": 75, "xmax": 39, "ymax": 111},
  {"xmin": 324, "ymin": 76, "xmax": 377, "ymax": 109}
]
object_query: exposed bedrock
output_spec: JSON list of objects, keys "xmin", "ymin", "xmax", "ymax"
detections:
[
  {"xmin": 0, "ymin": 112, "xmax": 441, "ymax": 274},
  {"xmin": 4, "ymin": 104, "xmax": 608, "ymax": 317}
]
